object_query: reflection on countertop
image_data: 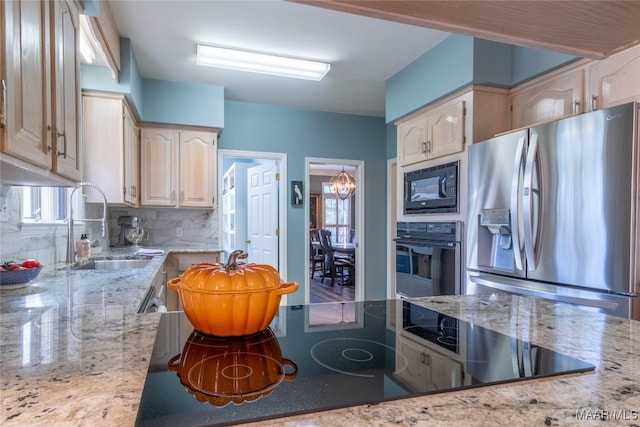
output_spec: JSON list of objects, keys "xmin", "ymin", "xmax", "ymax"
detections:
[{"xmin": 1, "ymin": 253, "xmax": 640, "ymax": 426}]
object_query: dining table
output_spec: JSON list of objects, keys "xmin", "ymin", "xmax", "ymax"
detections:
[
  {"xmin": 312, "ymin": 241, "xmax": 356, "ymax": 255},
  {"xmin": 331, "ymin": 242, "xmax": 356, "ymax": 254}
]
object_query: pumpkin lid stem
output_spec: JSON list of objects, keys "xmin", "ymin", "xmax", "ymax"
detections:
[{"xmin": 225, "ymin": 250, "xmax": 249, "ymax": 270}]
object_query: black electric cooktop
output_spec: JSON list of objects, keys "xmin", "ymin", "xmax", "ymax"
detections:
[{"xmin": 135, "ymin": 300, "xmax": 594, "ymax": 426}]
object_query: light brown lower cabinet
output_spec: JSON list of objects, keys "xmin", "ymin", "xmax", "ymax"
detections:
[{"xmin": 164, "ymin": 252, "xmax": 221, "ymax": 311}]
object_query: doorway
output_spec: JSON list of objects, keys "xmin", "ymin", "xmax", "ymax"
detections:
[
  {"xmin": 306, "ymin": 158, "xmax": 365, "ymax": 304},
  {"xmin": 218, "ymin": 150, "xmax": 287, "ymax": 280}
]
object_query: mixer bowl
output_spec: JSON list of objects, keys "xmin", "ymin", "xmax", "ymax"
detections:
[{"xmin": 124, "ymin": 227, "xmax": 148, "ymax": 245}]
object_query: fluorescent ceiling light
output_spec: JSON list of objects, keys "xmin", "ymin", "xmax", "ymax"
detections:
[{"xmin": 196, "ymin": 44, "xmax": 330, "ymax": 81}]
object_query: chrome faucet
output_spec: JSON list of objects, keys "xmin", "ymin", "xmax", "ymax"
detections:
[{"xmin": 66, "ymin": 182, "xmax": 109, "ymax": 263}]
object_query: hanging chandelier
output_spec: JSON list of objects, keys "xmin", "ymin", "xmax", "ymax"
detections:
[{"xmin": 330, "ymin": 168, "xmax": 356, "ymax": 200}]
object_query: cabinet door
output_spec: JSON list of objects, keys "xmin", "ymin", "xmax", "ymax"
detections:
[
  {"xmin": 2, "ymin": 0, "xmax": 52, "ymax": 170},
  {"xmin": 511, "ymin": 69, "xmax": 585, "ymax": 128},
  {"xmin": 82, "ymin": 95, "xmax": 125, "ymax": 204},
  {"xmin": 140, "ymin": 128, "xmax": 177, "ymax": 206},
  {"xmin": 426, "ymin": 100, "xmax": 465, "ymax": 159},
  {"xmin": 123, "ymin": 104, "xmax": 139, "ymax": 206},
  {"xmin": 426, "ymin": 348, "xmax": 463, "ymax": 391},
  {"xmin": 179, "ymin": 130, "xmax": 215, "ymax": 208},
  {"xmin": 51, "ymin": 0, "xmax": 80, "ymax": 181},
  {"xmin": 589, "ymin": 44, "xmax": 640, "ymax": 111},
  {"xmin": 395, "ymin": 336, "xmax": 429, "ymax": 392},
  {"xmin": 397, "ymin": 113, "xmax": 428, "ymax": 167},
  {"xmin": 165, "ymin": 253, "xmax": 220, "ymax": 311}
]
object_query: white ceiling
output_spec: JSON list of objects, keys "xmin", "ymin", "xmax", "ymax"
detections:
[{"xmin": 106, "ymin": 0, "xmax": 451, "ymax": 118}]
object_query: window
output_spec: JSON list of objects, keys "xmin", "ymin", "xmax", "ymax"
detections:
[
  {"xmin": 322, "ymin": 182, "xmax": 351, "ymax": 244},
  {"xmin": 20, "ymin": 186, "xmax": 77, "ymax": 223}
]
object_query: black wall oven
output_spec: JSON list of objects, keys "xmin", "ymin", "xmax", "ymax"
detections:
[{"xmin": 395, "ymin": 221, "xmax": 462, "ymax": 298}]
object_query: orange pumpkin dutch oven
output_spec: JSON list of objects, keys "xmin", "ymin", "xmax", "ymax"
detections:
[{"xmin": 167, "ymin": 250, "xmax": 298, "ymax": 336}]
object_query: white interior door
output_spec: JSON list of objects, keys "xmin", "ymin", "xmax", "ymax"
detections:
[{"xmin": 246, "ymin": 161, "xmax": 279, "ymax": 266}]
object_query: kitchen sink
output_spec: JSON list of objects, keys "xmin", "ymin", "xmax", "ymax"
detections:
[{"xmin": 68, "ymin": 256, "xmax": 153, "ymax": 271}]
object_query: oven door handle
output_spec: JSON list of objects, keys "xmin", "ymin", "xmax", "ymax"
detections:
[{"xmin": 395, "ymin": 238, "xmax": 459, "ymax": 249}]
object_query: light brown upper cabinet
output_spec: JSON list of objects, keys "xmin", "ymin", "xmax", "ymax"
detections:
[
  {"xmin": 1, "ymin": 0, "xmax": 81, "ymax": 185},
  {"xmin": 140, "ymin": 126, "xmax": 217, "ymax": 208},
  {"xmin": 589, "ymin": 44, "xmax": 640, "ymax": 111},
  {"xmin": 511, "ymin": 65, "xmax": 586, "ymax": 130},
  {"xmin": 511, "ymin": 44, "xmax": 640, "ymax": 129},
  {"xmin": 82, "ymin": 92, "xmax": 139, "ymax": 206},
  {"xmin": 397, "ymin": 100, "xmax": 465, "ymax": 167}
]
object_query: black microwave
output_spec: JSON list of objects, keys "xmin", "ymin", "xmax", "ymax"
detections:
[{"xmin": 404, "ymin": 160, "xmax": 458, "ymax": 214}]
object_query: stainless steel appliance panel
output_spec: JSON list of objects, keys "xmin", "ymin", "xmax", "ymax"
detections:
[
  {"xmin": 528, "ymin": 106, "xmax": 634, "ymax": 293},
  {"xmin": 466, "ymin": 102, "xmax": 640, "ymax": 318},
  {"xmin": 466, "ymin": 129, "xmax": 528, "ymax": 278}
]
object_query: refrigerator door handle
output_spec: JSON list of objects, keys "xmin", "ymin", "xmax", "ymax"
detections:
[
  {"xmin": 511, "ymin": 135, "xmax": 527, "ymax": 270},
  {"xmin": 523, "ymin": 131, "xmax": 540, "ymax": 270}
]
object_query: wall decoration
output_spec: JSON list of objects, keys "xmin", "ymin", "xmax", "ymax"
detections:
[
  {"xmin": 291, "ymin": 181, "xmax": 304, "ymax": 206},
  {"xmin": 309, "ymin": 194, "xmax": 322, "ymax": 228}
]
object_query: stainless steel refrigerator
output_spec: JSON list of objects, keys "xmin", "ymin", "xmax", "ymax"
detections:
[{"xmin": 466, "ymin": 102, "xmax": 640, "ymax": 319}]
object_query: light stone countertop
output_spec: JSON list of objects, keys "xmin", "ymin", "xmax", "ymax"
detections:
[
  {"xmin": 2, "ymin": 253, "xmax": 640, "ymax": 426},
  {"xmin": 0, "ymin": 247, "xmax": 220, "ymax": 426}
]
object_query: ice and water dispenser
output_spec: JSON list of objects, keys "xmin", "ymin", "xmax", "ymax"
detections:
[{"xmin": 477, "ymin": 208, "xmax": 515, "ymax": 271}]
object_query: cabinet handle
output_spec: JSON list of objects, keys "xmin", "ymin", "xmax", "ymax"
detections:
[
  {"xmin": 46, "ymin": 125, "xmax": 55, "ymax": 151},
  {"xmin": 426, "ymin": 141, "xmax": 431, "ymax": 153},
  {"xmin": 0, "ymin": 79, "xmax": 6, "ymax": 128},
  {"xmin": 591, "ymin": 95, "xmax": 597, "ymax": 111},
  {"xmin": 421, "ymin": 141, "xmax": 427, "ymax": 153},
  {"xmin": 57, "ymin": 131, "xmax": 67, "ymax": 158},
  {"xmin": 573, "ymin": 100, "xmax": 580, "ymax": 114},
  {"xmin": 180, "ymin": 190, "xmax": 184, "ymax": 201},
  {"xmin": 421, "ymin": 352, "xmax": 429, "ymax": 365},
  {"xmin": 246, "ymin": 239, "xmax": 251, "ymax": 244},
  {"xmin": 131, "ymin": 185, "xmax": 137, "ymax": 197},
  {"xmin": 171, "ymin": 190, "xmax": 175, "ymax": 202}
]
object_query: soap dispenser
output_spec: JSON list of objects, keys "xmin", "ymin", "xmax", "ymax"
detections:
[{"xmin": 76, "ymin": 234, "xmax": 90, "ymax": 261}]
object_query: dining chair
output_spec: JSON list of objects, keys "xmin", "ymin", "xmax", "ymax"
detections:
[
  {"xmin": 309, "ymin": 230, "xmax": 324, "ymax": 279},
  {"xmin": 319, "ymin": 229, "xmax": 354, "ymax": 286}
]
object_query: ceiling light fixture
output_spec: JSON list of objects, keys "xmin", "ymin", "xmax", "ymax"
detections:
[
  {"xmin": 196, "ymin": 44, "xmax": 330, "ymax": 81},
  {"xmin": 330, "ymin": 168, "xmax": 356, "ymax": 200}
]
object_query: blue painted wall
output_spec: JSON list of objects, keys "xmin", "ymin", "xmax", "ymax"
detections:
[
  {"xmin": 510, "ymin": 46, "xmax": 578, "ymax": 84},
  {"xmin": 80, "ymin": 0, "xmax": 99, "ymax": 16},
  {"xmin": 221, "ymin": 101, "xmax": 388, "ymax": 304},
  {"xmin": 385, "ymin": 35, "xmax": 578, "ymax": 123},
  {"xmin": 473, "ymin": 39, "xmax": 512, "ymax": 86},
  {"xmin": 386, "ymin": 35, "xmax": 474, "ymax": 124},
  {"xmin": 142, "ymin": 79, "xmax": 224, "ymax": 128},
  {"xmin": 81, "ymin": 39, "xmax": 144, "ymax": 118},
  {"xmin": 81, "ymin": 39, "xmax": 224, "ymax": 126},
  {"xmin": 386, "ymin": 123, "xmax": 397, "ymax": 160}
]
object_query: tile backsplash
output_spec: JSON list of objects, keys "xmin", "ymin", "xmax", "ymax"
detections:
[
  {"xmin": 0, "ymin": 184, "xmax": 219, "ymax": 265},
  {"xmin": 106, "ymin": 206, "xmax": 219, "ymax": 248}
]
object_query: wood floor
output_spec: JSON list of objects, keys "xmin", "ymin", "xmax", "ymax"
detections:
[{"xmin": 309, "ymin": 273, "xmax": 355, "ymax": 304}]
